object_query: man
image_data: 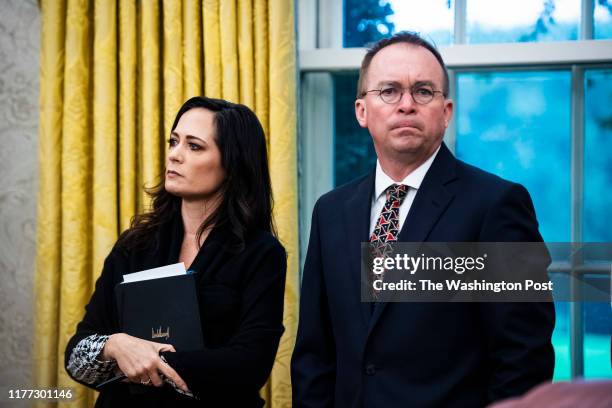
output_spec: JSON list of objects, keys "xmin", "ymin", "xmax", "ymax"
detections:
[{"xmin": 291, "ymin": 32, "xmax": 555, "ymax": 407}]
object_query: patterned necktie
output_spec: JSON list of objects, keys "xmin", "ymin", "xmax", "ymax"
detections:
[{"xmin": 369, "ymin": 184, "xmax": 409, "ymax": 297}]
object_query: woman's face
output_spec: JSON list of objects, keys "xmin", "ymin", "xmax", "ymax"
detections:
[{"xmin": 165, "ymin": 108, "xmax": 226, "ymax": 201}]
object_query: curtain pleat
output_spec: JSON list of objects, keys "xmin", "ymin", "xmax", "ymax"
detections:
[
  {"xmin": 88, "ymin": 3, "xmax": 119, "ymax": 402},
  {"xmin": 35, "ymin": 1, "xmax": 298, "ymax": 406},
  {"xmin": 203, "ymin": 0, "xmax": 221, "ymax": 98},
  {"xmin": 139, "ymin": 1, "xmax": 163, "ymax": 206},
  {"xmin": 267, "ymin": 0, "xmax": 299, "ymax": 405},
  {"xmin": 220, "ymin": 0, "xmax": 239, "ymax": 102},
  {"xmin": 163, "ymin": 0, "xmax": 184, "ymax": 163},
  {"xmin": 92, "ymin": 0, "xmax": 118, "ymax": 282},
  {"xmin": 183, "ymin": 0, "xmax": 202, "ymax": 98},
  {"xmin": 34, "ymin": 0, "xmax": 66, "ymax": 403},
  {"xmin": 238, "ymin": 0, "xmax": 254, "ymax": 108},
  {"xmin": 118, "ymin": 0, "xmax": 138, "ymax": 232},
  {"xmin": 253, "ymin": 0, "xmax": 269, "ymax": 141},
  {"xmin": 58, "ymin": 0, "xmax": 93, "ymax": 406}
]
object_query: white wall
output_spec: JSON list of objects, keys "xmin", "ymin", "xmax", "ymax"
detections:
[{"xmin": 0, "ymin": 0, "xmax": 40, "ymax": 400}]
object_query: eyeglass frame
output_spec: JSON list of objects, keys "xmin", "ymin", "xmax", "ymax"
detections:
[{"xmin": 358, "ymin": 83, "xmax": 446, "ymax": 105}]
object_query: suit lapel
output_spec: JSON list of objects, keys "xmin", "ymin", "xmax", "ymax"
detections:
[
  {"xmin": 344, "ymin": 171, "xmax": 376, "ymax": 329},
  {"xmin": 368, "ymin": 143, "xmax": 458, "ymax": 335}
]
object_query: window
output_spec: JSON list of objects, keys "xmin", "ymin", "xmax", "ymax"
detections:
[
  {"xmin": 595, "ymin": 0, "xmax": 612, "ymax": 39},
  {"xmin": 455, "ymin": 70, "xmax": 572, "ymax": 242},
  {"xmin": 333, "ymin": 72, "xmax": 375, "ymax": 186},
  {"xmin": 584, "ymin": 69, "xmax": 612, "ymax": 242},
  {"xmin": 466, "ymin": 0, "xmax": 580, "ymax": 43},
  {"xmin": 551, "ymin": 298, "xmax": 571, "ymax": 379},
  {"xmin": 344, "ymin": 0, "xmax": 454, "ymax": 47}
]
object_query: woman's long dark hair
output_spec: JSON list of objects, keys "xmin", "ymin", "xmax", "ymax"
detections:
[{"xmin": 117, "ymin": 96, "xmax": 275, "ymax": 252}]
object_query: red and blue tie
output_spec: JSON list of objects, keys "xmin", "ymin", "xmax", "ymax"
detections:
[{"xmin": 369, "ymin": 184, "xmax": 409, "ymax": 296}]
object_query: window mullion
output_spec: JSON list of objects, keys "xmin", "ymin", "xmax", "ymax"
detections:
[
  {"xmin": 317, "ymin": 0, "xmax": 343, "ymax": 48},
  {"xmin": 454, "ymin": 0, "xmax": 467, "ymax": 44},
  {"xmin": 299, "ymin": 73, "xmax": 335, "ymax": 272},
  {"xmin": 569, "ymin": 64, "xmax": 585, "ymax": 378},
  {"xmin": 581, "ymin": 0, "xmax": 594, "ymax": 40}
]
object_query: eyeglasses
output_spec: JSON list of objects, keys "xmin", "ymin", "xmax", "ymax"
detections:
[{"xmin": 360, "ymin": 84, "xmax": 445, "ymax": 105}]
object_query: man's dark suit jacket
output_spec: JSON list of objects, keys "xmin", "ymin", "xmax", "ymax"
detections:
[{"xmin": 291, "ymin": 143, "xmax": 555, "ymax": 408}]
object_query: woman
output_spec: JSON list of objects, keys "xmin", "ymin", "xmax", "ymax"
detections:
[{"xmin": 65, "ymin": 96, "xmax": 287, "ymax": 407}]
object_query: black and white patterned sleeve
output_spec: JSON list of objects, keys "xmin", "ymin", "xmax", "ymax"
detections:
[
  {"xmin": 66, "ymin": 334, "xmax": 117, "ymax": 385},
  {"xmin": 67, "ymin": 334, "xmax": 196, "ymax": 398}
]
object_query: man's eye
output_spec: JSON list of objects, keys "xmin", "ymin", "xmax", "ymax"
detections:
[
  {"xmin": 415, "ymin": 87, "xmax": 434, "ymax": 96},
  {"xmin": 380, "ymin": 87, "xmax": 399, "ymax": 96}
]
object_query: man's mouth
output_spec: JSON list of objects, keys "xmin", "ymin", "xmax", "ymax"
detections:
[{"xmin": 391, "ymin": 120, "xmax": 421, "ymax": 130}]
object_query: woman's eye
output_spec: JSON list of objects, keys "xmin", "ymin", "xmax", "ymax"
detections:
[
  {"xmin": 168, "ymin": 138, "xmax": 178, "ymax": 147},
  {"xmin": 188, "ymin": 143, "xmax": 201, "ymax": 151}
]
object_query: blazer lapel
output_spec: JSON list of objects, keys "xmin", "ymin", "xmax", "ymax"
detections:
[
  {"xmin": 344, "ymin": 171, "xmax": 376, "ymax": 329},
  {"xmin": 368, "ymin": 143, "xmax": 458, "ymax": 334}
]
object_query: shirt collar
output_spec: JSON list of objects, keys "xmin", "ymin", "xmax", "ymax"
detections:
[{"xmin": 374, "ymin": 145, "xmax": 441, "ymax": 201}]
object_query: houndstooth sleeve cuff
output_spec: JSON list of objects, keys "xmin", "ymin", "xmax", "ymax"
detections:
[{"xmin": 66, "ymin": 334, "xmax": 117, "ymax": 385}]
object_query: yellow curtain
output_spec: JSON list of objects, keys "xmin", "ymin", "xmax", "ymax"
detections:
[{"xmin": 34, "ymin": 1, "xmax": 298, "ymax": 407}]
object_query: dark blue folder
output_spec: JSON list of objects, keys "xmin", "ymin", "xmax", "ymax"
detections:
[{"xmin": 114, "ymin": 273, "xmax": 204, "ymax": 352}]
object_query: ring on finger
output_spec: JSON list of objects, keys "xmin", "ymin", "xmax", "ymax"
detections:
[{"xmin": 141, "ymin": 378, "xmax": 152, "ymax": 385}]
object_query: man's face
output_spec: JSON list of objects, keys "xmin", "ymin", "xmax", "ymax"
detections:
[{"xmin": 355, "ymin": 43, "xmax": 453, "ymax": 163}]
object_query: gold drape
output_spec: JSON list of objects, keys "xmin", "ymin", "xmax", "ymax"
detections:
[{"xmin": 34, "ymin": 1, "xmax": 298, "ymax": 407}]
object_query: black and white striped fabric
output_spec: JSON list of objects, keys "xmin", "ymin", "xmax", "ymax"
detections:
[
  {"xmin": 66, "ymin": 334, "xmax": 195, "ymax": 398},
  {"xmin": 66, "ymin": 334, "xmax": 116, "ymax": 385}
]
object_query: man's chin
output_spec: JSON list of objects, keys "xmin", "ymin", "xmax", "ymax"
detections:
[{"xmin": 391, "ymin": 140, "xmax": 423, "ymax": 155}]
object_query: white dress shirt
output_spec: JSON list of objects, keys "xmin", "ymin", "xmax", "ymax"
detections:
[{"xmin": 369, "ymin": 146, "xmax": 441, "ymax": 237}]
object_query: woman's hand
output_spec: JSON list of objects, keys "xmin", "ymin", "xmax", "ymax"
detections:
[{"xmin": 102, "ymin": 333, "xmax": 189, "ymax": 392}]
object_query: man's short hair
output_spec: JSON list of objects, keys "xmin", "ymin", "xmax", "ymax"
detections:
[{"xmin": 356, "ymin": 31, "xmax": 450, "ymax": 99}]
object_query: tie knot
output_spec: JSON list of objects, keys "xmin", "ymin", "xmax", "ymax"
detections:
[{"xmin": 387, "ymin": 184, "xmax": 408, "ymax": 202}]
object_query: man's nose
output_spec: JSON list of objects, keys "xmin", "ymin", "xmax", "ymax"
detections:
[{"xmin": 397, "ymin": 90, "xmax": 417, "ymax": 114}]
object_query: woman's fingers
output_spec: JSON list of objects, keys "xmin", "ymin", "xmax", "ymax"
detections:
[
  {"xmin": 155, "ymin": 342, "xmax": 176, "ymax": 353},
  {"xmin": 158, "ymin": 360, "xmax": 189, "ymax": 392},
  {"xmin": 147, "ymin": 366, "xmax": 164, "ymax": 387},
  {"xmin": 105, "ymin": 334, "xmax": 185, "ymax": 390}
]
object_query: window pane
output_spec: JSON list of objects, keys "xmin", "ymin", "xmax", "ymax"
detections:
[
  {"xmin": 584, "ymin": 69, "xmax": 612, "ymax": 242},
  {"xmin": 552, "ymin": 300, "xmax": 571, "ymax": 380},
  {"xmin": 333, "ymin": 72, "xmax": 376, "ymax": 186},
  {"xmin": 549, "ymin": 271, "xmax": 571, "ymax": 380},
  {"xmin": 595, "ymin": 0, "xmax": 612, "ymax": 39},
  {"xmin": 583, "ymin": 275, "xmax": 612, "ymax": 378},
  {"xmin": 344, "ymin": 0, "xmax": 454, "ymax": 48},
  {"xmin": 466, "ymin": 0, "xmax": 579, "ymax": 43},
  {"xmin": 455, "ymin": 71, "xmax": 571, "ymax": 242}
]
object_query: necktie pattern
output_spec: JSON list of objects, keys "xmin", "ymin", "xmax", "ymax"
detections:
[{"xmin": 369, "ymin": 184, "xmax": 409, "ymax": 296}]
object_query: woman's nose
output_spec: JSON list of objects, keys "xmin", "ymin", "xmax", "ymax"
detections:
[{"xmin": 168, "ymin": 144, "xmax": 183, "ymax": 162}]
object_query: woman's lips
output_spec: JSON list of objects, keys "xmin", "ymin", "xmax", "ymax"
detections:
[{"xmin": 166, "ymin": 170, "xmax": 182, "ymax": 177}]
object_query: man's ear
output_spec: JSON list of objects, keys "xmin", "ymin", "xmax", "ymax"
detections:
[
  {"xmin": 355, "ymin": 98, "xmax": 367, "ymax": 128},
  {"xmin": 443, "ymin": 99, "xmax": 454, "ymax": 128}
]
